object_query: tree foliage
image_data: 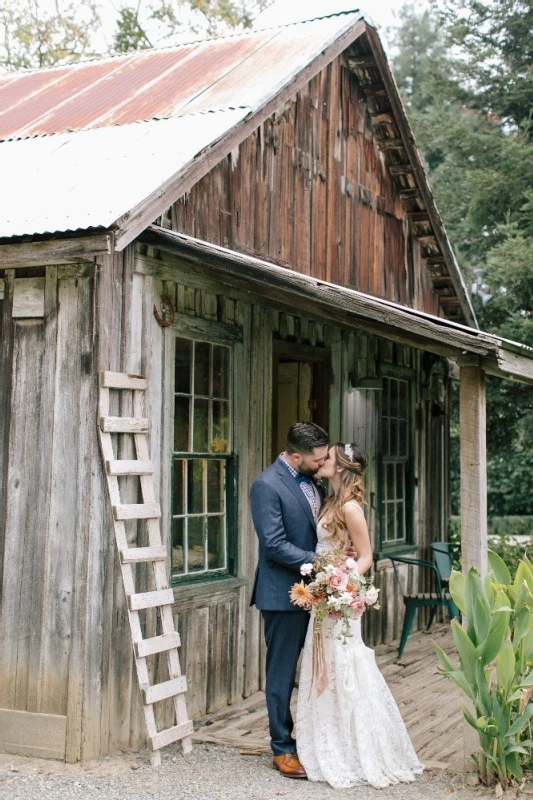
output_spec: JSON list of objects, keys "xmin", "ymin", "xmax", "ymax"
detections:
[
  {"xmin": 0, "ymin": 0, "xmax": 272, "ymax": 68},
  {"xmin": 0, "ymin": 0, "xmax": 101, "ymax": 69},
  {"xmin": 113, "ymin": 0, "xmax": 272, "ymax": 52},
  {"xmin": 392, "ymin": 3, "xmax": 533, "ymax": 516}
]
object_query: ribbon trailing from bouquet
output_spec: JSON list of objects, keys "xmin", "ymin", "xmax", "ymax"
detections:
[{"xmin": 311, "ymin": 620, "xmax": 329, "ymax": 698}]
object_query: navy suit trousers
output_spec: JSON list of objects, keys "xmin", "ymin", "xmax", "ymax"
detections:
[{"xmin": 261, "ymin": 609, "xmax": 310, "ymax": 755}]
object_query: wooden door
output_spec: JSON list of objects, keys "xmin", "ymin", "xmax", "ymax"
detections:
[{"xmin": 272, "ymin": 343, "xmax": 330, "ymax": 459}]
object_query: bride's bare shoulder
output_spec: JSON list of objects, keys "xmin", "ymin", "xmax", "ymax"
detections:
[{"xmin": 343, "ymin": 500, "xmax": 364, "ymax": 513}]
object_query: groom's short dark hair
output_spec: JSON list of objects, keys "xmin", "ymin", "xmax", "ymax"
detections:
[{"xmin": 285, "ymin": 422, "xmax": 329, "ymax": 455}]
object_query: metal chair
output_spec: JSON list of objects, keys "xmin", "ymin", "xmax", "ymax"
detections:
[
  {"xmin": 389, "ymin": 555, "xmax": 460, "ymax": 658},
  {"xmin": 430, "ymin": 541, "xmax": 455, "ymax": 585}
]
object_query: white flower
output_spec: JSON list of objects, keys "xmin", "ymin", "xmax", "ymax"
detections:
[
  {"xmin": 364, "ymin": 587, "xmax": 380, "ymax": 606},
  {"xmin": 338, "ymin": 591, "xmax": 353, "ymax": 606},
  {"xmin": 324, "ymin": 564, "xmax": 336, "ymax": 575},
  {"xmin": 345, "ymin": 557, "xmax": 357, "ymax": 571},
  {"xmin": 300, "ymin": 563, "xmax": 313, "ymax": 576},
  {"xmin": 327, "ymin": 595, "xmax": 342, "ymax": 611},
  {"xmin": 315, "ymin": 571, "xmax": 327, "ymax": 584}
]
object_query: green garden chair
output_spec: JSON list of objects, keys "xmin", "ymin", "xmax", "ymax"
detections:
[{"xmin": 389, "ymin": 555, "xmax": 460, "ymax": 658}]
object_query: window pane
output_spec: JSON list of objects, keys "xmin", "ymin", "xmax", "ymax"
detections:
[
  {"xmin": 193, "ymin": 398, "xmax": 209, "ymax": 452},
  {"xmin": 386, "ymin": 463, "xmax": 395, "ymax": 501},
  {"xmin": 399, "ymin": 380, "xmax": 408, "ymax": 419},
  {"xmin": 396, "ymin": 501, "xmax": 405, "ymax": 540},
  {"xmin": 187, "ymin": 459, "xmax": 204, "ymax": 514},
  {"xmin": 389, "ymin": 379, "xmax": 399, "ymax": 417},
  {"xmin": 207, "ymin": 516, "xmax": 224, "ymax": 569},
  {"xmin": 207, "ymin": 460, "xmax": 224, "ymax": 513},
  {"xmin": 175, "ymin": 338, "xmax": 192, "ymax": 394},
  {"xmin": 389, "ymin": 419, "xmax": 398, "ymax": 457},
  {"xmin": 212, "ymin": 401, "xmax": 230, "ymax": 453},
  {"xmin": 213, "ymin": 346, "xmax": 229, "ymax": 398},
  {"xmin": 194, "ymin": 341, "xmax": 210, "ymax": 396},
  {"xmin": 396, "ymin": 463, "xmax": 405, "ymax": 499},
  {"xmin": 172, "ymin": 518, "xmax": 185, "ymax": 574},
  {"xmin": 382, "ymin": 419, "xmax": 389, "ymax": 456},
  {"xmin": 173, "ymin": 459, "xmax": 186, "ymax": 515},
  {"xmin": 188, "ymin": 517, "xmax": 206, "ymax": 572},
  {"xmin": 399, "ymin": 420, "xmax": 408, "ymax": 457},
  {"xmin": 386, "ymin": 504, "xmax": 396, "ymax": 541},
  {"xmin": 174, "ymin": 396, "xmax": 190, "ymax": 451}
]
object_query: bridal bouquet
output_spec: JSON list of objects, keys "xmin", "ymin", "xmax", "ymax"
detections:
[{"xmin": 289, "ymin": 548, "xmax": 380, "ymax": 644}]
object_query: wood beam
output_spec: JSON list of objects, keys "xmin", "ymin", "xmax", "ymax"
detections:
[
  {"xmin": 377, "ymin": 138, "xmax": 404, "ymax": 150},
  {"xmin": 459, "ymin": 362, "xmax": 487, "ymax": 577},
  {"xmin": 0, "ymin": 234, "xmax": 112, "ymax": 268},
  {"xmin": 389, "ymin": 164, "xmax": 414, "ymax": 175}
]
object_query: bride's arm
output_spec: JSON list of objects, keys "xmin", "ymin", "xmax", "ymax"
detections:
[{"xmin": 345, "ymin": 505, "xmax": 373, "ymax": 575}]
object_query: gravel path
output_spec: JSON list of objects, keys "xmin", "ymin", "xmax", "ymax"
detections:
[{"xmin": 0, "ymin": 743, "xmax": 520, "ymax": 800}]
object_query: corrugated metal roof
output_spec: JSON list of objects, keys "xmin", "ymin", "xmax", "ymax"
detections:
[
  {"xmin": 0, "ymin": 12, "xmax": 362, "ymax": 140},
  {"xmin": 0, "ymin": 11, "xmax": 365, "ymax": 239},
  {"xmin": 0, "ymin": 110, "xmax": 248, "ymax": 237}
]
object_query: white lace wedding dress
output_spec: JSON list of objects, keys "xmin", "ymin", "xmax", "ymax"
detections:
[{"xmin": 296, "ymin": 504, "xmax": 423, "ymax": 789}]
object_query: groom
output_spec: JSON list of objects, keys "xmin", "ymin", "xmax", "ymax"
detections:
[{"xmin": 250, "ymin": 422, "xmax": 329, "ymax": 779}]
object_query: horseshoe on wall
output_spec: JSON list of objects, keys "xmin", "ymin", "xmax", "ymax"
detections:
[{"xmin": 153, "ymin": 294, "xmax": 175, "ymax": 327}]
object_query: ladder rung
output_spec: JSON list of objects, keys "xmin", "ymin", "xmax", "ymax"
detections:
[
  {"xmin": 101, "ymin": 371, "xmax": 147, "ymax": 390},
  {"xmin": 135, "ymin": 631, "xmax": 181, "ymax": 658},
  {"xmin": 100, "ymin": 416, "xmax": 149, "ymax": 433},
  {"xmin": 129, "ymin": 589, "xmax": 175, "ymax": 611},
  {"xmin": 121, "ymin": 545, "xmax": 167, "ymax": 564},
  {"xmin": 149, "ymin": 720, "xmax": 194, "ymax": 752},
  {"xmin": 141, "ymin": 676, "xmax": 187, "ymax": 705},
  {"xmin": 107, "ymin": 459, "xmax": 154, "ymax": 476},
  {"xmin": 113, "ymin": 503, "xmax": 161, "ymax": 520}
]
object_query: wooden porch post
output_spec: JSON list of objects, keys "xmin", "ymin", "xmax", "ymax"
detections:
[{"xmin": 458, "ymin": 359, "xmax": 488, "ymax": 577}]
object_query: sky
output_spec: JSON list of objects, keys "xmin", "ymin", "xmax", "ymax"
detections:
[{"xmin": 87, "ymin": 0, "xmax": 419, "ymax": 54}]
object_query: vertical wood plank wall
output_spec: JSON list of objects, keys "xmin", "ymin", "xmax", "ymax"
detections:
[
  {"xmin": 0, "ymin": 248, "xmax": 448, "ymax": 759},
  {"xmin": 170, "ymin": 57, "xmax": 440, "ymax": 319}
]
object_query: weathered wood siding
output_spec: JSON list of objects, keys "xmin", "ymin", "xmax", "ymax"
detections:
[
  {"xmin": 170, "ymin": 57, "xmax": 439, "ymax": 316},
  {"xmin": 0, "ymin": 239, "xmax": 449, "ymax": 760}
]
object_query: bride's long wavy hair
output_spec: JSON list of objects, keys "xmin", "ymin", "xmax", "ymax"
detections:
[{"xmin": 319, "ymin": 443, "xmax": 368, "ymax": 545}]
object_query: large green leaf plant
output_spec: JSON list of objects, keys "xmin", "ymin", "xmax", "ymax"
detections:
[{"xmin": 435, "ymin": 551, "xmax": 533, "ymax": 788}]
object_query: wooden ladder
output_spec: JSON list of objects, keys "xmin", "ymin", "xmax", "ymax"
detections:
[{"xmin": 97, "ymin": 370, "xmax": 193, "ymax": 766}]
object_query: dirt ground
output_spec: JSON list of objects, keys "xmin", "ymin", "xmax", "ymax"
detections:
[{"xmin": 0, "ymin": 743, "xmax": 531, "ymax": 800}]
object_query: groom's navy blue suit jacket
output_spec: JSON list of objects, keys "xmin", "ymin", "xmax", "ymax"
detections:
[{"xmin": 250, "ymin": 460, "xmax": 323, "ymax": 611}]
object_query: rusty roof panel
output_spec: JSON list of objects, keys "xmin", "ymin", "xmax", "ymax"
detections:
[
  {"xmin": 0, "ymin": 11, "xmax": 362, "ymax": 141},
  {"xmin": 0, "ymin": 11, "xmax": 365, "ymax": 239},
  {"xmin": 102, "ymin": 32, "xmax": 276, "ymax": 126}
]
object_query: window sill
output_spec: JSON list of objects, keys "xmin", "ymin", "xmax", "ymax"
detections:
[
  {"xmin": 374, "ymin": 544, "xmax": 418, "ymax": 570},
  {"xmin": 172, "ymin": 575, "xmax": 248, "ymax": 603}
]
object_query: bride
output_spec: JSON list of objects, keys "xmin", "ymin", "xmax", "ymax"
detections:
[{"xmin": 296, "ymin": 443, "xmax": 423, "ymax": 789}]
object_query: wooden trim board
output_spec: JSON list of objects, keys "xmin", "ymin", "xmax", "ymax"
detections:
[
  {"xmin": 0, "ymin": 234, "xmax": 112, "ymax": 268},
  {"xmin": 0, "ymin": 708, "xmax": 66, "ymax": 760},
  {"xmin": 140, "ymin": 227, "xmax": 533, "ymax": 385}
]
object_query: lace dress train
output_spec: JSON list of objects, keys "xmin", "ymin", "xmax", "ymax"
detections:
[{"xmin": 296, "ymin": 515, "xmax": 423, "ymax": 789}]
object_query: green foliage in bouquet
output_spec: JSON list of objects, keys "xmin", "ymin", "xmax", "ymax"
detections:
[{"xmin": 434, "ymin": 552, "xmax": 533, "ymax": 788}]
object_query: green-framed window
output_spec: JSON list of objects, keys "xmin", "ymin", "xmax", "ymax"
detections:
[
  {"xmin": 379, "ymin": 374, "xmax": 413, "ymax": 551},
  {"xmin": 171, "ymin": 336, "xmax": 235, "ymax": 581}
]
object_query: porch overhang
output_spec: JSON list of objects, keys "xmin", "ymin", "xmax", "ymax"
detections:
[{"xmin": 141, "ymin": 226, "xmax": 533, "ymax": 386}]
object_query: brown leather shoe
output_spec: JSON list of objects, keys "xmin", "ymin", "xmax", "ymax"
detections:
[{"xmin": 272, "ymin": 753, "xmax": 307, "ymax": 779}]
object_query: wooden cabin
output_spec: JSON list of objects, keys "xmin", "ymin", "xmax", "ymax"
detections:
[{"xmin": 1, "ymin": 10, "xmax": 532, "ymax": 762}]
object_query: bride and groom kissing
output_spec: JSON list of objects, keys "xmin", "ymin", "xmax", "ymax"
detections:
[{"xmin": 249, "ymin": 422, "xmax": 423, "ymax": 789}]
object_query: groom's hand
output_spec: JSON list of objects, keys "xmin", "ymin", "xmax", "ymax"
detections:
[{"xmin": 345, "ymin": 544, "xmax": 357, "ymax": 558}]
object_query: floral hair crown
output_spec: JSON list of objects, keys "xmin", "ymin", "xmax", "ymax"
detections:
[{"xmin": 344, "ymin": 443, "xmax": 354, "ymax": 461}]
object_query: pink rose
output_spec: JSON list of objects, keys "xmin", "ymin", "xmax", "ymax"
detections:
[
  {"xmin": 326, "ymin": 568, "xmax": 348, "ymax": 594},
  {"xmin": 349, "ymin": 596, "xmax": 366, "ymax": 619}
]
